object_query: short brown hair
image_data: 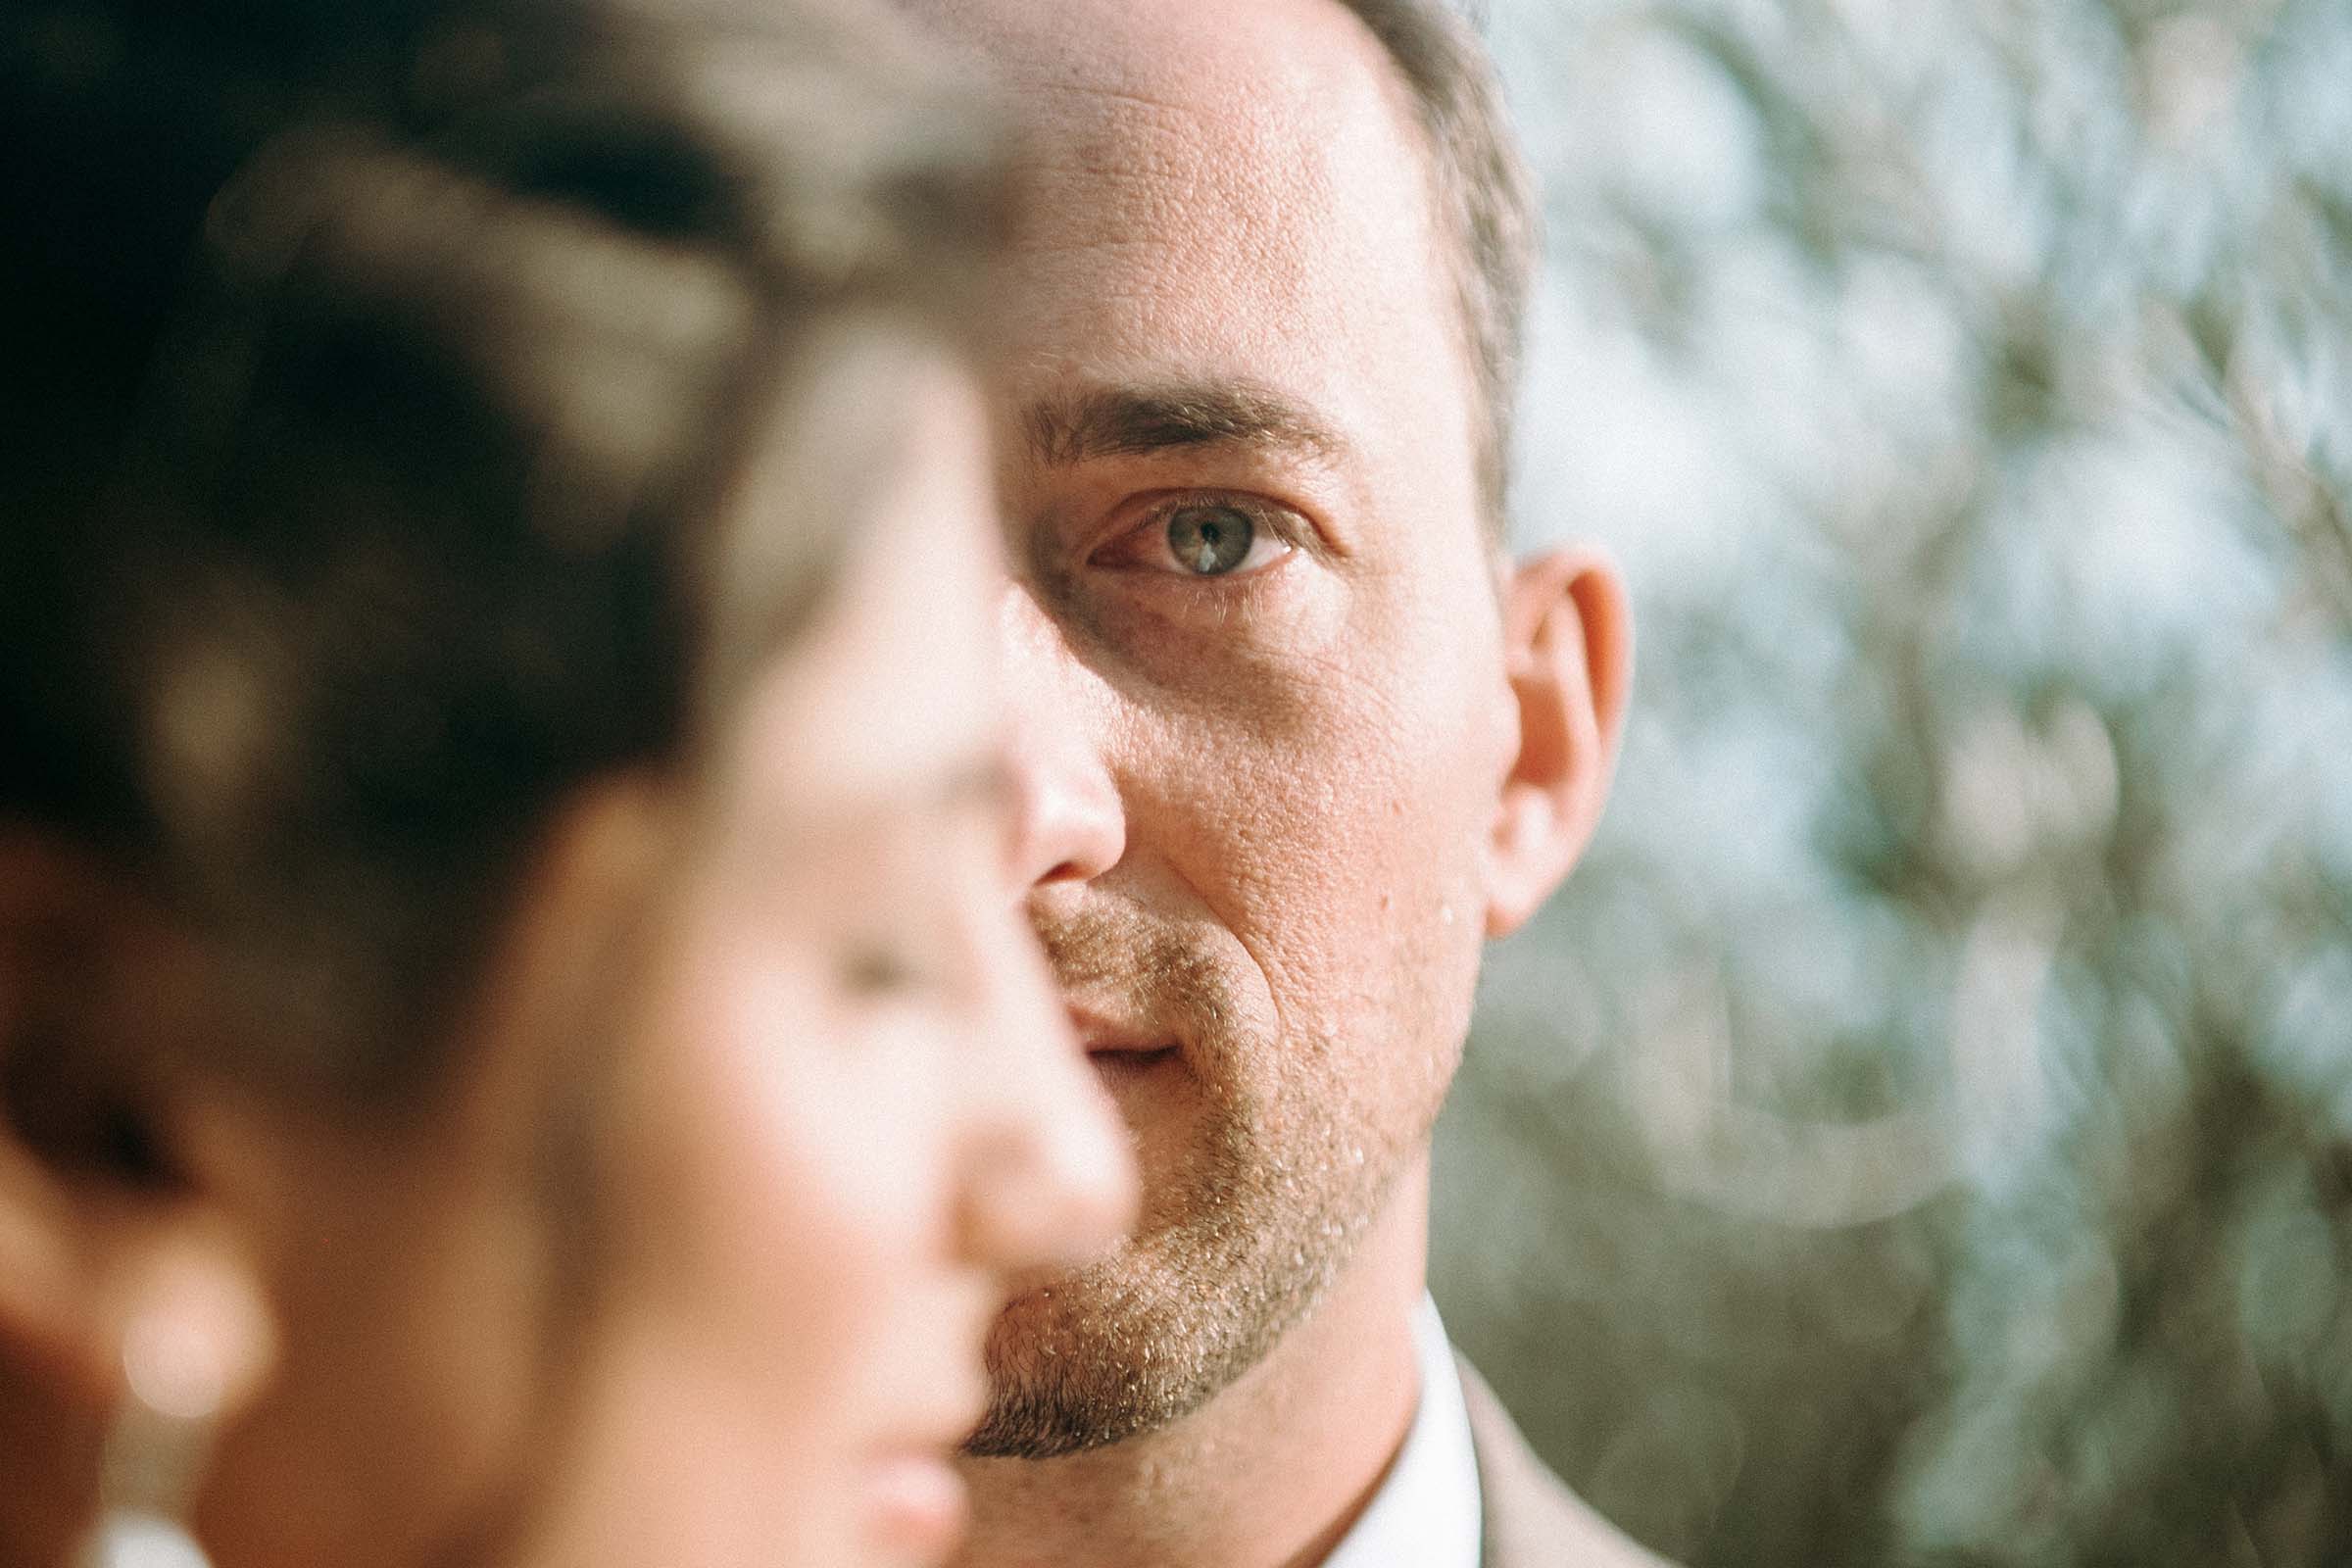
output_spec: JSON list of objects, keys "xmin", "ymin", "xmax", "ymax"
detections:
[{"xmin": 1334, "ymin": 0, "xmax": 1536, "ymax": 536}]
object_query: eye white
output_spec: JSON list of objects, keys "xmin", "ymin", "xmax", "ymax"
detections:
[{"xmin": 1155, "ymin": 503, "xmax": 1289, "ymax": 576}]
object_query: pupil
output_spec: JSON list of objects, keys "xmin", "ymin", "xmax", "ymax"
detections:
[{"xmin": 1167, "ymin": 506, "xmax": 1253, "ymax": 574}]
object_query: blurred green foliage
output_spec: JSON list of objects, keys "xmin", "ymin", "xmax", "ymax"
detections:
[{"xmin": 1432, "ymin": 0, "xmax": 2352, "ymax": 1562}]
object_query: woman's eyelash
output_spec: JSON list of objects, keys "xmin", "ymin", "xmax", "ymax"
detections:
[{"xmin": 839, "ymin": 940, "xmax": 925, "ymax": 998}]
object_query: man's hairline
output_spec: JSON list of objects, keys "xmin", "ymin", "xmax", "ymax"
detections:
[{"xmin": 1323, "ymin": 0, "xmax": 1527, "ymax": 547}]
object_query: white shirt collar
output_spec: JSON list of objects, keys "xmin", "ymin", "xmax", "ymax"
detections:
[{"xmin": 1321, "ymin": 1296, "xmax": 1484, "ymax": 1568}]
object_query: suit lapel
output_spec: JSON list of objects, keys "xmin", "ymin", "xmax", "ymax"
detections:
[{"xmin": 1457, "ymin": 1354, "xmax": 1674, "ymax": 1568}]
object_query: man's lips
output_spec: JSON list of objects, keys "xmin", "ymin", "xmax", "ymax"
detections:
[
  {"xmin": 1069, "ymin": 1004, "xmax": 1180, "ymax": 1075},
  {"xmin": 1088, "ymin": 1046, "xmax": 1179, "ymax": 1088},
  {"xmin": 1068, "ymin": 1003, "xmax": 1172, "ymax": 1054}
]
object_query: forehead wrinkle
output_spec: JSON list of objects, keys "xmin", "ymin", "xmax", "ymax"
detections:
[
  {"xmin": 986, "ymin": 12, "xmax": 1454, "ymax": 373},
  {"xmin": 1013, "ymin": 105, "xmax": 1330, "ymax": 291},
  {"xmin": 923, "ymin": 0, "xmax": 1435, "ymax": 274},
  {"xmin": 957, "ymin": 0, "xmax": 1484, "ymax": 533},
  {"xmin": 993, "ymin": 23, "xmax": 1390, "ymax": 250},
  {"xmin": 970, "ymin": 0, "xmax": 1372, "ymax": 124}
]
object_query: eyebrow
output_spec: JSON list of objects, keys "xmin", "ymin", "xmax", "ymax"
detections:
[{"xmin": 1021, "ymin": 379, "xmax": 1348, "ymax": 468}]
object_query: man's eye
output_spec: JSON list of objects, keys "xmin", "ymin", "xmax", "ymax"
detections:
[{"xmin": 1134, "ymin": 503, "xmax": 1295, "ymax": 577}]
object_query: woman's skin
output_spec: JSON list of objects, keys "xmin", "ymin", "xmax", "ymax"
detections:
[
  {"xmin": 509, "ymin": 335, "xmax": 1140, "ymax": 1568},
  {"xmin": 0, "ymin": 338, "xmax": 1135, "ymax": 1568}
]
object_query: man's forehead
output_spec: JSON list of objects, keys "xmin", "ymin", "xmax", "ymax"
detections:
[
  {"xmin": 908, "ymin": 0, "xmax": 1408, "ymax": 154},
  {"xmin": 918, "ymin": 0, "xmax": 1481, "ymax": 514}
]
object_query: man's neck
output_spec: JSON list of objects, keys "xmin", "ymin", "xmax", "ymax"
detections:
[{"xmin": 948, "ymin": 1163, "xmax": 1433, "ymax": 1568}]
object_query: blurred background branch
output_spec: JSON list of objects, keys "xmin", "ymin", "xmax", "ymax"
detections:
[{"xmin": 1433, "ymin": 0, "xmax": 2352, "ymax": 1561}]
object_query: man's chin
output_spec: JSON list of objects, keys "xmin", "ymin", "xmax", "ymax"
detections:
[
  {"xmin": 963, "ymin": 1109, "xmax": 1380, "ymax": 1464},
  {"xmin": 980, "ymin": 1258, "xmax": 1117, "ymax": 1384},
  {"xmin": 968, "ymin": 1238, "xmax": 1330, "ymax": 1463},
  {"xmin": 968, "ymin": 1257, "xmax": 1212, "ymax": 1460}
]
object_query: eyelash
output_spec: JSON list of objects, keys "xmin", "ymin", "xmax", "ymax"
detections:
[{"xmin": 1088, "ymin": 492, "xmax": 1312, "ymax": 582}]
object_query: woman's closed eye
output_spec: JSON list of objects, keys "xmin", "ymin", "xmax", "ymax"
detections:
[{"xmin": 837, "ymin": 938, "xmax": 931, "ymax": 1001}]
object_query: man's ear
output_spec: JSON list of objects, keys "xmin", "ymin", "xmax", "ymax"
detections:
[
  {"xmin": 0, "ymin": 830, "xmax": 276, "ymax": 1418},
  {"xmin": 1484, "ymin": 548, "xmax": 1632, "ymax": 938}
]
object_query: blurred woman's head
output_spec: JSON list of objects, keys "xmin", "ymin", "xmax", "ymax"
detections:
[{"xmin": 0, "ymin": 3, "xmax": 1132, "ymax": 1565}]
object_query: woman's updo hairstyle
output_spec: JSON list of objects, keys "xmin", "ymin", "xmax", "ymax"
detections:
[{"xmin": 0, "ymin": 0, "xmax": 1011, "ymax": 1100}]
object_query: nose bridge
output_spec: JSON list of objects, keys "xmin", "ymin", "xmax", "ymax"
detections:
[{"xmin": 997, "ymin": 582, "xmax": 1125, "ymax": 889}]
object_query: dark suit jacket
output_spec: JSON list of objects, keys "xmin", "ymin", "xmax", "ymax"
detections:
[{"xmin": 1458, "ymin": 1357, "xmax": 1675, "ymax": 1568}]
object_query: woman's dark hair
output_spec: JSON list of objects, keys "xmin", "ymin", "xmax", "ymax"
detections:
[{"xmin": 0, "ymin": 0, "xmax": 1010, "ymax": 1099}]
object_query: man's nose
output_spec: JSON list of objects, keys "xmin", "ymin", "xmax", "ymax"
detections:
[{"xmin": 998, "ymin": 584, "xmax": 1124, "ymax": 890}]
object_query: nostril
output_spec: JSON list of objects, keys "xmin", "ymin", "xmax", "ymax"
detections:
[{"xmin": 1002, "ymin": 758, "xmax": 1127, "ymax": 894}]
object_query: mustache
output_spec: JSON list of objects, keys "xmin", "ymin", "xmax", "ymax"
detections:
[{"xmin": 1029, "ymin": 897, "xmax": 1248, "ymax": 1046}]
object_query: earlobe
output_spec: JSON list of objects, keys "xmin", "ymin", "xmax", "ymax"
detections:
[
  {"xmin": 0, "ymin": 1119, "xmax": 101, "ymax": 1392},
  {"xmin": 0, "ymin": 829, "xmax": 126, "ymax": 1394},
  {"xmin": 56, "ymin": 1219, "xmax": 276, "ymax": 1568},
  {"xmin": 1483, "ymin": 549, "xmax": 1632, "ymax": 938},
  {"xmin": 0, "ymin": 830, "xmax": 278, "ymax": 1409},
  {"xmin": 0, "ymin": 828, "xmax": 279, "ymax": 1567}
]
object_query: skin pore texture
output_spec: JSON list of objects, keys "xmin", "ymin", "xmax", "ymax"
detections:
[{"xmin": 901, "ymin": 2, "xmax": 1632, "ymax": 1565}]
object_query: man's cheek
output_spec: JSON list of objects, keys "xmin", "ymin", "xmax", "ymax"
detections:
[
  {"xmin": 1081, "ymin": 561, "xmax": 1356, "ymax": 697},
  {"xmin": 1196, "ymin": 758, "xmax": 1450, "ymax": 947}
]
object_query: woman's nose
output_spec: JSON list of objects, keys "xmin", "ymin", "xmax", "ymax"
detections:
[{"xmin": 953, "ymin": 952, "xmax": 1136, "ymax": 1276}]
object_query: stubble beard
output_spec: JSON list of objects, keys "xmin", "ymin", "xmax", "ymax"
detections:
[{"xmin": 961, "ymin": 907, "xmax": 1438, "ymax": 1461}]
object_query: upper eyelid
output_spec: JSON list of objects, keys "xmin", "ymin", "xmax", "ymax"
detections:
[{"xmin": 1088, "ymin": 489, "xmax": 1323, "ymax": 564}]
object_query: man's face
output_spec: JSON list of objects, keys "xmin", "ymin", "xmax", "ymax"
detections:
[{"xmin": 930, "ymin": 0, "xmax": 1534, "ymax": 1455}]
